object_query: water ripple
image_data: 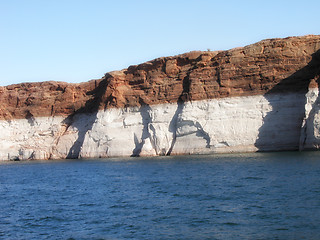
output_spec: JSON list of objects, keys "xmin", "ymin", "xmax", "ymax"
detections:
[{"xmin": 0, "ymin": 152, "xmax": 320, "ymax": 239}]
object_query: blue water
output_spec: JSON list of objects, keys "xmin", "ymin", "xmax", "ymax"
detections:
[{"xmin": 0, "ymin": 152, "xmax": 320, "ymax": 240}]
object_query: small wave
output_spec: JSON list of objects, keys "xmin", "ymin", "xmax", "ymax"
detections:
[
  {"xmin": 275, "ymin": 228, "xmax": 289, "ymax": 231},
  {"xmin": 243, "ymin": 176, "xmax": 264, "ymax": 180},
  {"xmin": 222, "ymin": 222, "xmax": 240, "ymax": 226}
]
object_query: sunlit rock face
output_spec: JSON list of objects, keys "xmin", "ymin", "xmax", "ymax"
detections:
[
  {"xmin": 300, "ymin": 85, "xmax": 320, "ymax": 150},
  {"xmin": 0, "ymin": 35, "xmax": 320, "ymax": 160}
]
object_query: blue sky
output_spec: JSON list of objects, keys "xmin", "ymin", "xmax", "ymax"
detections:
[{"xmin": 0, "ymin": 0, "xmax": 319, "ymax": 86}]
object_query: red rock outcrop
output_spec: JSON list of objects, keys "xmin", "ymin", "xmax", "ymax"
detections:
[{"xmin": 0, "ymin": 35, "xmax": 319, "ymax": 120}]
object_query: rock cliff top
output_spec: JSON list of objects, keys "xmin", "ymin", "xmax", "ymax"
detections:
[{"xmin": 1, "ymin": 35, "xmax": 320, "ymax": 120}]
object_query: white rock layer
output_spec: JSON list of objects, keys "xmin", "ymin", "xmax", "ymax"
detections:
[
  {"xmin": 0, "ymin": 91, "xmax": 318, "ymax": 161},
  {"xmin": 300, "ymin": 87, "xmax": 320, "ymax": 150}
]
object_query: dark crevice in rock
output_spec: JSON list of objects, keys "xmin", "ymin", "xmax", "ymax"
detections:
[
  {"xmin": 51, "ymin": 105, "xmax": 54, "ymax": 116},
  {"xmin": 16, "ymin": 97, "xmax": 20, "ymax": 108},
  {"xmin": 25, "ymin": 110, "xmax": 35, "ymax": 126}
]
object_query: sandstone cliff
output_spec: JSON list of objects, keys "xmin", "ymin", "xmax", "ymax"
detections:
[{"xmin": 0, "ymin": 35, "xmax": 320, "ymax": 160}]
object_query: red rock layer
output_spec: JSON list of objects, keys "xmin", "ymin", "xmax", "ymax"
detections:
[{"xmin": 0, "ymin": 35, "xmax": 320, "ymax": 120}]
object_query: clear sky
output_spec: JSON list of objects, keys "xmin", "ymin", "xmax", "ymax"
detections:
[{"xmin": 0, "ymin": 0, "xmax": 319, "ymax": 86}]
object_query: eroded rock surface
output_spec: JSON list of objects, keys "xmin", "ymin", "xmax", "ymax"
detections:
[
  {"xmin": 0, "ymin": 35, "xmax": 320, "ymax": 160},
  {"xmin": 1, "ymin": 35, "xmax": 319, "ymax": 120}
]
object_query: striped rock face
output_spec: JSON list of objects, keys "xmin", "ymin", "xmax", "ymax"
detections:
[{"xmin": 0, "ymin": 35, "xmax": 320, "ymax": 160}]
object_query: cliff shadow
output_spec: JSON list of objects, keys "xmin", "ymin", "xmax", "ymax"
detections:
[
  {"xmin": 166, "ymin": 71, "xmax": 191, "ymax": 155},
  {"xmin": 166, "ymin": 101, "xmax": 184, "ymax": 156},
  {"xmin": 131, "ymin": 98, "xmax": 153, "ymax": 157},
  {"xmin": 62, "ymin": 77, "xmax": 109, "ymax": 159},
  {"xmin": 166, "ymin": 66, "xmax": 212, "ymax": 155},
  {"xmin": 254, "ymin": 49, "xmax": 320, "ymax": 151}
]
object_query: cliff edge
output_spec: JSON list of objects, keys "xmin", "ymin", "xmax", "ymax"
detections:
[{"xmin": 0, "ymin": 35, "xmax": 320, "ymax": 160}]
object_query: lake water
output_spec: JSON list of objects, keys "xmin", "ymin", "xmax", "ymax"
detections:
[{"xmin": 0, "ymin": 152, "xmax": 320, "ymax": 239}]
